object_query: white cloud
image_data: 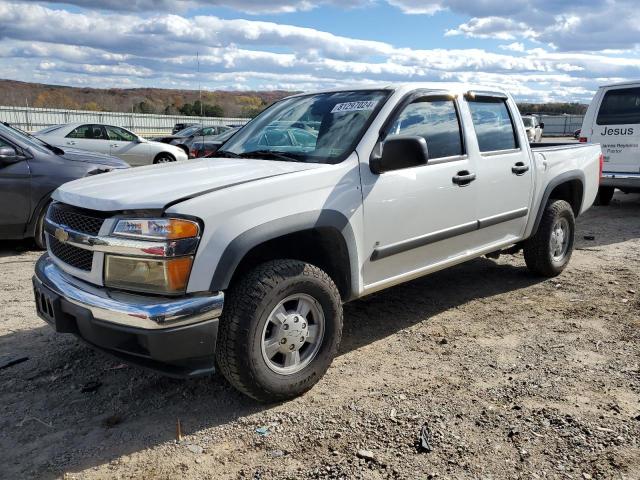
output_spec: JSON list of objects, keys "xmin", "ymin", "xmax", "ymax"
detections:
[
  {"xmin": 1, "ymin": 2, "xmax": 639, "ymax": 102},
  {"xmin": 499, "ymin": 42, "xmax": 526, "ymax": 53}
]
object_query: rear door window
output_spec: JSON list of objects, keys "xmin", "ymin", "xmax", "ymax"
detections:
[
  {"xmin": 596, "ymin": 87, "xmax": 640, "ymax": 125},
  {"xmin": 66, "ymin": 124, "xmax": 107, "ymax": 140},
  {"xmin": 467, "ymin": 99, "xmax": 518, "ymax": 152}
]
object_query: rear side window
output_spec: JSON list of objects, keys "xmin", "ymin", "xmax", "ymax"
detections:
[
  {"xmin": 596, "ymin": 87, "xmax": 640, "ymax": 125},
  {"xmin": 386, "ymin": 99, "xmax": 464, "ymax": 159},
  {"xmin": 468, "ymin": 99, "xmax": 518, "ymax": 152},
  {"xmin": 67, "ymin": 124, "xmax": 107, "ymax": 140}
]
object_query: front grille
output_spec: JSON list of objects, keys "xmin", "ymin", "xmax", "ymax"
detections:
[
  {"xmin": 49, "ymin": 236, "xmax": 94, "ymax": 271},
  {"xmin": 48, "ymin": 203, "xmax": 106, "ymax": 235}
]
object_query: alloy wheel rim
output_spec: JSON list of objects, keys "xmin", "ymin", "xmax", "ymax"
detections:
[
  {"xmin": 549, "ymin": 217, "xmax": 570, "ymax": 262},
  {"xmin": 260, "ymin": 293, "xmax": 325, "ymax": 375}
]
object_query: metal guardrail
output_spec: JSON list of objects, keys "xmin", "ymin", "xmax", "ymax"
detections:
[
  {"xmin": 537, "ymin": 114, "xmax": 584, "ymax": 136},
  {"xmin": 0, "ymin": 105, "xmax": 250, "ymax": 136}
]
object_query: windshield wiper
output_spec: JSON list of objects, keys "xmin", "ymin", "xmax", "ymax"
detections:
[
  {"xmin": 215, "ymin": 150, "xmax": 241, "ymax": 158},
  {"xmin": 237, "ymin": 150, "xmax": 304, "ymax": 162}
]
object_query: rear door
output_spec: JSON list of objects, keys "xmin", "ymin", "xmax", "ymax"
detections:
[
  {"xmin": 465, "ymin": 93, "xmax": 533, "ymax": 245},
  {"xmin": 64, "ymin": 124, "xmax": 111, "ymax": 154},
  {"xmin": 0, "ymin": 136, "xmax": 31, "ymax": 237},
  {"xmin": 589, "ymin": 86, "xmax": 640, "ymax": 174}
]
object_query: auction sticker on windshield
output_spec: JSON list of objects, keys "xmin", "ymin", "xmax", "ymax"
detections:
[{"xmin": 331, "ymin": 100, "xmax": 379, "ymax": 113}]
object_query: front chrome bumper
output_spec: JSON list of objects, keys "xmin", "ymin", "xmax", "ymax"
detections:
[{"xmin": 34, "ymin": 254, "xmax": 223, "ymax": 330}]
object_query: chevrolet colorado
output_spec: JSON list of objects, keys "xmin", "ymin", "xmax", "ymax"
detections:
[{"xmin": 33, "ymin": 83, "xmax": 602, "ymax": 402}]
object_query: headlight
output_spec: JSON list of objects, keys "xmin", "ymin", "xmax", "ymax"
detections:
[
  {"xmin": 106, "ymin": 217, "xmax": 200, "ymax": 295},
  {"xmin": 104, "ymin": 255, "xmax": 193, "ymax": 295},
  {"xmin": 113, "ymin": 218, "xmax": 199, "ymax": 240}
]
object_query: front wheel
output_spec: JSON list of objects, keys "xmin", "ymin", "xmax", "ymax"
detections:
[
  {"xmin": 34, "ymin": 202, "xmax": 50, "ymax": 250},
  {"xmin": 154, "ymin": 153, "xmax": 175, "ymax": 164},
  {"xmin": 216, "ymin": 260, "xmax": 343, "ymax": 402},
  {"xmin": 523, "ymin": 199, "xmax": 575, "ymax": 277}
]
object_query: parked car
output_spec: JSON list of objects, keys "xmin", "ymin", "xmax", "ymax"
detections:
[
  {"xmin": 580, "ymin": 81, "xmax": 640, "ymax": 205},
  {"xmin": 172, "ymin": 122, "xmax": 199, "ymax": 134},
  {"xmin": 153, "ymin": 125, "xmax": 232, "ymax": 155},
  {"xmin": 33, "ymin": 83, "xmax": 601, "ymax": 402},
  {"xmin": 189, "ymin": 127, "xmax": 240, "ymax": 158},
  {"xmin": 0, "ymin": 122, "xmax": 128, "ymax": 248},
  {"xmin": 521, "ymin": 115, "xmax": 544, "ymax": 142},
  {"xmin": 36, "ymin": 123, "xmax": 188, "ymax": 166}
]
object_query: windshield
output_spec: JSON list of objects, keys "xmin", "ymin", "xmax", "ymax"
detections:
[
  {"xmin": 176, "ymin": 125, "xmax": 201, "ymax": 136},
  {"xmin": 522, "ymin": 117, "xmax": 534, "ymax": 128},
  {"xmin": 0, "ymin": 123, "xmax": 51, "ymax": 154},
  {"xmin": 219, "ymin": 90, "xmax": 390, "ymax": 163}
]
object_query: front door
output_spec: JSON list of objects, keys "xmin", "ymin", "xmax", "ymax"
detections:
[
  {"xmin": 465, "ymin": 95, "xmax": 533, "ymax": 246},
  {"xmin": 105, "ymin": 126, "xmax": 147, "ymax": 166},
  {"xmin": 361, "ymin": 94, "xmax": 479, "ymax": 290},
  {"xmin": 0, "ymin": 137, "xmax": 31, "ymax": 237}
]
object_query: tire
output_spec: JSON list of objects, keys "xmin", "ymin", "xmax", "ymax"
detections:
[
  {"xmin": 595, "ymin": 186, "xmax": 615, "ymax": 206},
  {"xmin": 154, "ymin": 153, "xmax": 175, "ymax": 164},
  {"xmin": 34, "ymin": 202, "xmax": 50, "ymax": 250},
  {"xmin": 216, "ymin": 260, "xmax": 343, "ymax": 403},
  {"xmin": 523, "ymin": 199, "xmax": 575, "ymax": 277}
]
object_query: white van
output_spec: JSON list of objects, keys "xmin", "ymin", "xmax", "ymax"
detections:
[{"xmin": 581, "ymin": 81, "xmax": 640, "ymax": 205}]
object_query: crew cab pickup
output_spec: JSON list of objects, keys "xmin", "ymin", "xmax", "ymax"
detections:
[{"xmin": 33, "ymin": 83, "xmax": 602, "ymax": 402}]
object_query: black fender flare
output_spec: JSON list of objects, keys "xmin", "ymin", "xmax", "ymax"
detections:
[
  {"xmin": 209, "ymin": 210, "xmax": 357, "ymax": 296},
  {"xmin": 530, "ymin": 170, "xmax": 585, "ymax": 236}
]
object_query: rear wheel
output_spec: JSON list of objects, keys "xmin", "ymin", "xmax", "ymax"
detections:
[
  {"xmin": 595, "ymin": 186, "xmax": 615, "ymax": 206},
  {"xmin": 154, "ymin": 153, "xmax": 175, "ymax": 164},
  {"xmin": 523, "ymin": 200, "xmax": 575, "ymax": 277},
  {"xmin": 216, "ymin": 260, "xmax": 343, "ymax": 402}
]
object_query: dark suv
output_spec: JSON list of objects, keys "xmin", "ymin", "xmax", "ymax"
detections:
[{"xmin": 0, "ymin": 123, "xmax": 128, "ymax": 247}]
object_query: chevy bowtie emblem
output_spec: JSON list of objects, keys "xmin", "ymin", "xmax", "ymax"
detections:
[{"xmin": 55, "ymin": 227, "xmax": 70, "ymax": 244}]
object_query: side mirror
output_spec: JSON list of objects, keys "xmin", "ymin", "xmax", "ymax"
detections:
[
  {"xmin": 0, "ymin": 146, "xmax": 19, "ymax": 165},
  {"xmin": 370, "ymin": 136, "xmax": 429, "ymax": 174}
]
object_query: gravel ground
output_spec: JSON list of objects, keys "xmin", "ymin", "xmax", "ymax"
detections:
[{"xmin": 0, "ymin": 192, "xmax": 638, "ymax": 480}]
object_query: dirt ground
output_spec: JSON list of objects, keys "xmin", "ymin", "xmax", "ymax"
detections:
[{"xmin": 0, "ymin": 192, "xmax": 638, "ymax": 480}]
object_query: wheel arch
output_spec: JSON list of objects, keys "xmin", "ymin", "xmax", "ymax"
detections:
[
  {"xmin": 531, "ymin": 171, "xmax": 584, "ymax": 236},
  {"xmin": 209, "ymin": 210, "xmax": 358, "ymax": 301}
]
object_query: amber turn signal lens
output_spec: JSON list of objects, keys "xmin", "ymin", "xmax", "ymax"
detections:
[
  {"xmin": 167, "ymin": 220, "xmax": 199, "ymax": 240},
  {"xmin": 166, "ymin": 257, "xmax": 193, "ymax": 291}
]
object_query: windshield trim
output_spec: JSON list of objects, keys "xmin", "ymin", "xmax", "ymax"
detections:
[{"xmin": 219, "ymin": 88, "xmax": 394, "ymax": 165}]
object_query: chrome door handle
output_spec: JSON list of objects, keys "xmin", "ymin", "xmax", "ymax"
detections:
[
  {"xmin": 512, "ymin": 162, "xmax": 530, "ymax": 175},
  {"xmin": 67, "ymin": 141, "xmax": 76, "ymax": 145},
  {"xmin": 452, "ymin": 171, "xmax": 476, "ymax": 186},
  {"xmin": 110, "ymin": 144, "xmax": 120, "ymax": 147}
]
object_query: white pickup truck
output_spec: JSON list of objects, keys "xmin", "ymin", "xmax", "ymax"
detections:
[{"xmin": 33, "ymin": 83, "xmax": 602, "ymax": 402}]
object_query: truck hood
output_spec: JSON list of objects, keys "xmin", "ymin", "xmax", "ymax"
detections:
[{"xmin": 53, "ymin": 157, "xmax": 325, "ymax": 212}]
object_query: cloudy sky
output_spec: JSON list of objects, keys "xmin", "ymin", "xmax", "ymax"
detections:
[{"xmin": 1, "ymin": 0, "xmax": 640, "ymax": 102}]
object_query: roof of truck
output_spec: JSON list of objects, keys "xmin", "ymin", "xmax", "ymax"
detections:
[
  {"xmin": 288, "ymin": 82, "xmax": 509, "ymax": 98},
  {"xmin": 598, "ymin": 80, "xmax": 640, "ymax": 88}
]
